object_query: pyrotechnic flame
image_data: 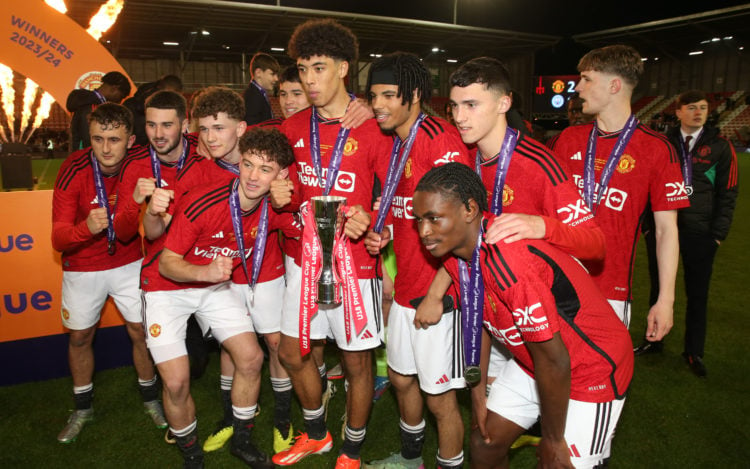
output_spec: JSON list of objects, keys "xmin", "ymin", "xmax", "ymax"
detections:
[
  {"xmin": 87, "ymin": 0, "xmax": 125, "ymax": 41},
  {"xmin": 20, "ymin": 78, "xmax": 39, "ymax": 138},
  {"xmin": 0, "ymin": 122, "xmax": 7, "ymax": 143},
  {"xmin": 25, "ymin": 92, "xmax": 55, "ymax": 144},
  {"xmin": 0, "ymin": 63, "xmax": 16, "ymax": 142},
  {"xmin": 44, "ymin": 0, "xmax": 68, "ymax": 14}
]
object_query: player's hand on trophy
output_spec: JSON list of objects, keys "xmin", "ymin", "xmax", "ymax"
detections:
[
  {"xmin": 86, "ymin": 207, "xmax": 110, "ymax": 235},
  {"xmin": 147, "ymin": 188, "xmax": 174, "ymax": 216},
  {"xmin": 270, "ymin": 179, "xmax": 294, "ymax": 209},
  {"xmin": 344, "ymin": 204, "xmax": 371, "ymax": 239},
  {"xmin": 133, "ymin": 177, "xmax": 157, "ymax": 204},
  {"xmin": 202, "ymin": 255, "xmax": 233, "ymax": 283}
]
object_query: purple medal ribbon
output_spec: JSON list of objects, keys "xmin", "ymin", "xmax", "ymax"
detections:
[
  {"xmin": 475, "ymin": 127, "xmax": 519, "ymax": 215},
  {"xmin": 150, "ymin": 137, "xmax": 189, "ymax": 188},
  {"xmin": 583, "ymin": 115, "xmax": 638, "ymax": 213},
  {"xmin": 677, "ymin": 129, "xmax": 702, "ymax": 196},
  {"xmin": 93, "ymin": 90, "xmax": 106, "ymax": 104},
  {"xmin": 373, "ymin": 113, "xmax": 426, "ymax": 233},
  {"xmin": 252, "ymin": 80, "xmax": 273, "ymax": 117},
  {"xmin": 89, "ymin": 150, "xmax": 116, "ymax": 255},
  {"xmin": 459, "ymin": 225, "xmax": 485, "ymax": 373},
  {"xmin": 228, "ymin": 179, "xmax": 270, "ymax": 289},
  {"xmin": 215, "ymin": 158, "xmax": 240, "ymax": 176},
  {"xmin": 309, "ymin": 95, "xmax": 355, "ymax": 195}
]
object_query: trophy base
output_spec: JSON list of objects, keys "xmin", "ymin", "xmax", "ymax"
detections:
[{"xmin": 316, "ymin": 283, "xmax": 341, "ymax": 305}]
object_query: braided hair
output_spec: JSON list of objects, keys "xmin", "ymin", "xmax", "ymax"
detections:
[
  {"xmin": 366, "ymin": 51, "xmax": 432, "ymax": 106},
  {"xmin": 416, "ymin": 163, "xmax": 487, "ymax": 212}
]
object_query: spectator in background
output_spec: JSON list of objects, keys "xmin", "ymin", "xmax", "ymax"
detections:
[
  {"xmin": 567, "ymin": 93, "xmax": 594, "ymax": 126},
  {"xmin": 66, "ymin": 71, "xmax": 131, "ymax": 151},
  {"xmin": 244, "ymin": 53, "xmax": 280, "ymax": 125},
  {"xmin": 123, "ymin": 74, "xmax": 184, "ymax": 146},
  {"xmin": 634, "ymin": 90, "xmax": 739, "ymax": 378}
]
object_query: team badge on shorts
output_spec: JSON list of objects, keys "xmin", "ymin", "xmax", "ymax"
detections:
[
  {"xmin": 617, "ymin": 154, "xmax": 635, "ymax": 174},
  {"xmin": 502, "ymin": 184, "xmax": 514, "ymax": 206},
  {"xmin": 61, "ymin": 308, "xmax": 70, "ymax": 320},
  {"xmin": 149, "ymin": 324, "xmax": 162, "ymax": 338},
  {"xmin": 343, "ymin": 137, "xmax": 359, "ymax": 156}
]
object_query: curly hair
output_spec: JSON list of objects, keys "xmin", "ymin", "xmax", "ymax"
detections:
[
  {"xmin": 238, "ymin": 127, "xmax": 295, "ymax": 169},
  {"xmin": 416, "ymin": 162, "xmax": 487, "ymax": 212},
  {"xmin": 366, "ymin": 51, "xmax": 432, "ymax": 106},
  {"xmin": 191, "ymin": 86, "xmax": 244, "ymax": 121},
  {"xmin": 578, "ymin": 45, "xmax": 644, "ymax": 88},
  {"xmin": 449, "ymin": 57, "xmax": 512, "ymax": 96},
  {"xmin": 145, "ymin": 90, "xmax": 187, "ymax": 120},
  {"xmin": 88, "ymin": 102, "xmax": 134, "ymax": 135},
  {"xmin": 288, "ymin": 18, "xmax": 358, "ymax": 63}
]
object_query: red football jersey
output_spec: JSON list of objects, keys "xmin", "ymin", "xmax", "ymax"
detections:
[
  {"xmin": 444, "ymin": 217, "xmax": 633, "ymax": 403},
  {"xmin": 386, "ymin": 116, "xmax": 472, "ymax": 305},
  {"xmin": 52, "ymin": 148, "xmax": 143, "ymax": 272},
  {"xmin": 153, "ymin": 180, "xmax": 300, "ymax": 292},
  {"xmin": 552, "ymin": 122, "xmax": 690, "ymax": 300},
  {"xmin": 281, "ymin": 108, "xmax": 391, "ymax": 279},
  {"xmin": 476, "ymin": 133, "xmax": 604, "ymax": 261}
]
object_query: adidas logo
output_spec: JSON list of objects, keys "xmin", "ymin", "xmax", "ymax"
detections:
[
  {"xmin": 211, "ymin": 231, "xmax": 224, "ymax": 239},
  {"xmin": 435, "ymin": 374, "xmax": 450, "ymax": 385},
  {"xmin": 571, "ymin": 151, "xmax": 582, "ymax": 161},
  {"xmin": 90, "ymin": 196, "xmax": 99, "ymax": 204},
  {"xmin": 160, "ymin": 179, "xmax": 169, "ymax": 187},
  {"xmin": 294, "ymin": 138, "xmax": 305, "ymax": 148},
  {"xmin": 360, "ymin": 330, "xmax": 373, "ymax": 339}
]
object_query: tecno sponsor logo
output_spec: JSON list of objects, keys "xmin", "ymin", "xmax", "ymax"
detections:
[
  {"xmin": 390, "ymin": 196, "xmax": 414, "ymax": 219},
  {"xmin": 556, "ymin": 199, "xmax": 593, "ymax": 226}
]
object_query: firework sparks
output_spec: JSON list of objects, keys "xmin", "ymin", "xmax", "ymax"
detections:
[
  {"xmin": 44, "ymin": 0, "xmax": 68, "ymax": 14},
  {"xmin": 25, "ymin": 92, "xmax": 56, "ymax": 144},
  {"xmin": 20, "ymin": 78, "xmax": 39, "ymax": 138},
  {"xmin": 0, "ymin": 63, "xmax": 16, "ymax": 142},
  {"xmin": 87, "ymin": 0, "xmax": 125, "ymax": 41}
]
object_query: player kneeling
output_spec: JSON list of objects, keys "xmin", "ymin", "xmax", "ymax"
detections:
[{"xmin": 412, "ymin": 163, "xmax": 633, "ymax": 468}]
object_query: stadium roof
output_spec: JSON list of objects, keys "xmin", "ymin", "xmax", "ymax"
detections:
[{"xmin": 65, "ymin": 0, "xmax": 750, "ymax": 69}]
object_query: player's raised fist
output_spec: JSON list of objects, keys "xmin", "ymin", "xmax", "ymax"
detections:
[
  {"xmin": 270, "ymin": 179, "xmax": 294, "ymax": 209},
  {"xmin": 202, "ymin": 255, "xmax": 232, "ymax": 283},
  {"xmin": 86, "ymin": 207, "xmax": 110, "ymax": 235},
  {"xmin": 344, "ymin": 204, "xmax": 371, "ymax": 239},
  {"xmin": 148, "ymin": 188, "xmax": 175, "ymax": 216},
  {"xmin": 133, "ymin": 177, "xmax": 157, "ymax": 204}
]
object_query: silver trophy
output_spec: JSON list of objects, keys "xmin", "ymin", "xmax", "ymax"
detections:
[{"xmin": 311, "ymin": 195, "xmax": 347, "ymax": 305}]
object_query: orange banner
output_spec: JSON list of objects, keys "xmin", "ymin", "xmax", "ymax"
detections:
[
  {"xmin": 0, "ymin": 0, "xmax": 134, "ymax": 111},
  {"xmin": 0, "ymin": 190, "xmax": 123, "ymax": 343}
]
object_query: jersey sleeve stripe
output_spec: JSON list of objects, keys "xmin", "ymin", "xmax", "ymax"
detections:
[
  {"xmin": 482, "ymin": 243, "xmax": 517, "ymax": 290},
  {"xmin": 184, "ymin": 186, "xmax": 231, "ymax": 222},
  {"xmin": 56, "ymin": 154, "xmax": 89, "ymax": 191}
]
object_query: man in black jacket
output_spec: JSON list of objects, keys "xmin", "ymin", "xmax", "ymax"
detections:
[
  {"xmin": 66, "ymin": 71, "xmax": 131, "ymax": 151},
  {"xmin": 243, "ymin": 53, "xmax": 280, "ymax": 125},
  {"xmin": 635, "ymin": 90, "xmax": 739, "ymax": 377}
]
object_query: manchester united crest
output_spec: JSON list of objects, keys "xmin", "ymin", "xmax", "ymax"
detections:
[
  {"xmin": 617, "ymin": 154, "xmax": 635, "ymax": 174},
  {"xmin": 502, "ymin": 184, "xmax": 514, "ymax": 207},
  {"xmin": 698, "ymin": 145, "xmax": 711, "ymax": 157},
  {"xmin": 251, "ymin": 227, "xmax": 258, "ymax": 238},
  {"xmin": 343, "ymin": 137, "xmax": 359, "ymax": 156},
  {"xmin": 61, "ymin": 308, "xmax": 70, "ymax": 320},
  {"xmin": 487, "ymin": 295, "xmax": 496, "ymax": 313},
  {"xmin": 405, "ymin": 158, "xmax": 413, "ymax": 179},
  {"xmin": 149, "ymin": 324, "xmax": 162, "ymax": 338}
]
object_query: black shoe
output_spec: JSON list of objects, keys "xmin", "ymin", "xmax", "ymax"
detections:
[
  {"xmin": 634, "ymin": 340, "xmax": 664, "ymax": 356},
  {"xmin": 230, "ymin": 439, "xmax": 274, "ymax": 468},
  {"xmin": 176, "ymin": 430, "xmax": 205, "ymax": 469},
  {"xmin": 683, "ymin": 352, "xmax": 707, "ymax": 377}
]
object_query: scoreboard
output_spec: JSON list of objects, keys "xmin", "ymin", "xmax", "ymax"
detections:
[{"xmin": 532, "ymin": 75, "xmax": 579, "ymax": 114}]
